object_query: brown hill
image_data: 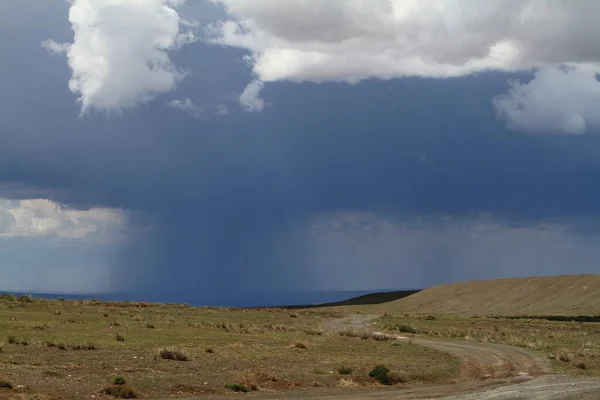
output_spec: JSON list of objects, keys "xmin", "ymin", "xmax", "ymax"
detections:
[{"xmin": 377, "ymin": 274, "xmax": 600, "ymax": 316}]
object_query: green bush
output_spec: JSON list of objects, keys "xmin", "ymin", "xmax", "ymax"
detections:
[
  {"xmin": 225, "ymin": 383, "xmax": 250, "ymax": 393},
  {"xmin": 369, "ymin": 364, "xmax": 403, "ymax": 385},
  {"xmin": 113, "ymin": 376, "xmax": 126, "ymax": 385}
]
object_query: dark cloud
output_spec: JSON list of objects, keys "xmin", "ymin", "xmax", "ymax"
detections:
[{"xmin": 3, "ymin": 3, "xmax": 600, "ymax": 303}]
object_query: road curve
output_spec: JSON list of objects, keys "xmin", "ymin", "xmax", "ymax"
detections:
[{"xmin": 157, "ymin": 315, "xmax": 600, "ymax": 400}]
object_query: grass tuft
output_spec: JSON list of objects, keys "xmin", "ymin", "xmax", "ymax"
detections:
[
  {"xmin": 557, "ymin": 348, "xmax": 574, "ymax": 363},
  {"xmin": 291, "ymin": 341, "xmax": 308, "ymax": 349},
  {"xmin": 113, "ymin": 376, "xmax": 126, "ymax": 385},
  {"xmin": 157, "ymin": 348, "xmax": 189, "ymax": 361},
  {"xmin": 101, "ymin": 384, "xmax": 137, "ymax": 398},
  {"xmin": 337, "ymin": 366, "xmax": 353, "ymax": 375},
  {"xmin": 225, "ymin": 383, "xmax": 251, "ymax": 393}
]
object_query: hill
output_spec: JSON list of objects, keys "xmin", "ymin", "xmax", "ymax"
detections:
[
  {"xmin": 281, "ymin": 289, "xmax": 420, "ymax": 309},
  {"xmin": 373, "ymin": 274, "xmax": 600, "ymax": 316}
]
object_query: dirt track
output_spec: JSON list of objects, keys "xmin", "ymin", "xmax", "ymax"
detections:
[{"xmin": 163, "ymin": 315, "xmax": 600, "ymax": 400}]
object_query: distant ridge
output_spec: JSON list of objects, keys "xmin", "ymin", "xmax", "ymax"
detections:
[
  {"xmin": 377, "ymin": 274, "xmax": 600, "ymax": 316},
  {"xmin": 279, "ymin": 289, "xmax": 421, "ymax": 309}
]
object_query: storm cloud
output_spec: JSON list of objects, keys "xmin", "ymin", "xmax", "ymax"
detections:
[{"xmin": 2, "ymin": 1, "xmax": 600, "ymax": 303}]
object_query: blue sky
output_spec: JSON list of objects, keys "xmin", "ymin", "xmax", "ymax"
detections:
[{"xmin": 2, "ymin": 0, "xmax": 600, "ymax": 304}]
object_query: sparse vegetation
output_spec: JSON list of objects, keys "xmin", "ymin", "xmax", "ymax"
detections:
[
  {"xmin": 337, "ymin": 366, "xmax": 353, "ymax": 375},
  {"xmin": 0, "ymin": 297, "xmax": 458, "ymax": 398},
  {"xmin": 0, "ymin": 379, "xmax": 12, "ymax": 389},
  {"xmin": 101, "ymin": 384, "xmax": 137, "ymax": 398}
]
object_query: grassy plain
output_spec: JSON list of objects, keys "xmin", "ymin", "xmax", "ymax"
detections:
[
  {"xmin": 0, "ymin": 295, "xmax": 458, "ymax": 400},
  {"xmin": 375, "ymin": 313, "xmax": 600, "ymax": 375}
]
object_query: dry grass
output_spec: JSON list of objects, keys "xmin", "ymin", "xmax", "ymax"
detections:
[
  {"xmin": 0, "ymin": 297, "xmax": 459, "ymax": 399},
  {"xmin": 373, "ymin": 274, "xmax": 600, "ymax": 315},
  {"xmin": 375, "ymin": 313, "xmax": 600, "ymax": 375},
  {"xmin": 157, "ymin": 347, "xmax": 189, "ymax": 361}
]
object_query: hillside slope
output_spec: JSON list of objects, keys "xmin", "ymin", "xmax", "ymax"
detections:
[{"xmin": 378, "ymin": 274, "xmax": 600, "ymax": 316}]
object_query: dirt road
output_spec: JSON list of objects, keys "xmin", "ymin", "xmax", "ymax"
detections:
[{"xmin": 162, "ymin": 315, "xmax": 600, "ymax": 400}]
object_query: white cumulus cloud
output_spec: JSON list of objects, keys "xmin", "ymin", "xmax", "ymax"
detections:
[
  {"xmin": 0, "ymin": 198, "xmax": 125, "ymax": 239},
  {"xmin": 493, "ymin": 66, "xmax": 600, "ymax": 134},
  {"xmin": 209, "ymin": 0, "xmax": 600, "ymax": 133},
  {"xmin": 239, "ymin": 79, "xmax": 265, "ymax": 112},
  {"xmin": 44, "ymin": 0, "xmax": 195, "ymax": 113}
]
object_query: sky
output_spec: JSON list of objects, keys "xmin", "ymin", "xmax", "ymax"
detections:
[{"xmin": 2, "ymin": 0, "xmax": 600, "ymax": 305}]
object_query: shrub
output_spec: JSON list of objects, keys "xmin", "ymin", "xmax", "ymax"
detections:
[
  {"xmin": 103, "ymin": 313, "xmax": 109, "ymax": 318},
  {"xmin": 575, "ymin": 362, "xmax": 587, "ymax": 370},
  {"xmin": 113, "ymin": 376, "xmax": 126, "ymax": 385},
  {"xmin": 0, "ymin": 342, "xmax": 4, "ymax": 352},
  {"xmin": 291, "ymin": 341, "xmax": 308, "ymax": 349},
  {"xmin": 557, "ymin": 348, "xmax": 574, "ymax": 363},
  {"xmin": 337, "ymin": 366, "xmax": 353, "ymax": 375},
  {"xmin": 225, "ymin": 383, "xmax": 250, "ymax": 393},
  {"xmin": 369, "ymin": 364, "xmax": 403, "ymax": 386},
  {"xmin": 0, "ymin": 380, "xmax": 12, "ymax": 389},
  {"xmin": 397, "ymin": 324, "xmax": 417, "ymax": 334},
  {"xmin": 116, "ymin": 333, "xmax": 125, "ymax": 342},
  {"xmin": 101, "ymin": 385, "xmax": 137, "ymax": 398},
  {"xmin": 204, "ymin": 347, "xmax": 214, "ymax": 353},
  {"xmin": 339, "ymin": 328, "xmax": 361, "ymax": 338},
  {"xmin": 0, "ymin": 293, "xmax": 16, "ymax": 301},
  {"xmin": 7, "ymin": 336, "xmax": 17, "ymax": 344},
  {"xmin": 145, "ymin": 323, "xmax": 155, "ymax": 329},
  {"xmin": 157, "ymin": 348, "xmax": 189, "ymax": 361},
  {"xmin": 58, "ymin": 297, "xmax": 65, "ymax": 302}
]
